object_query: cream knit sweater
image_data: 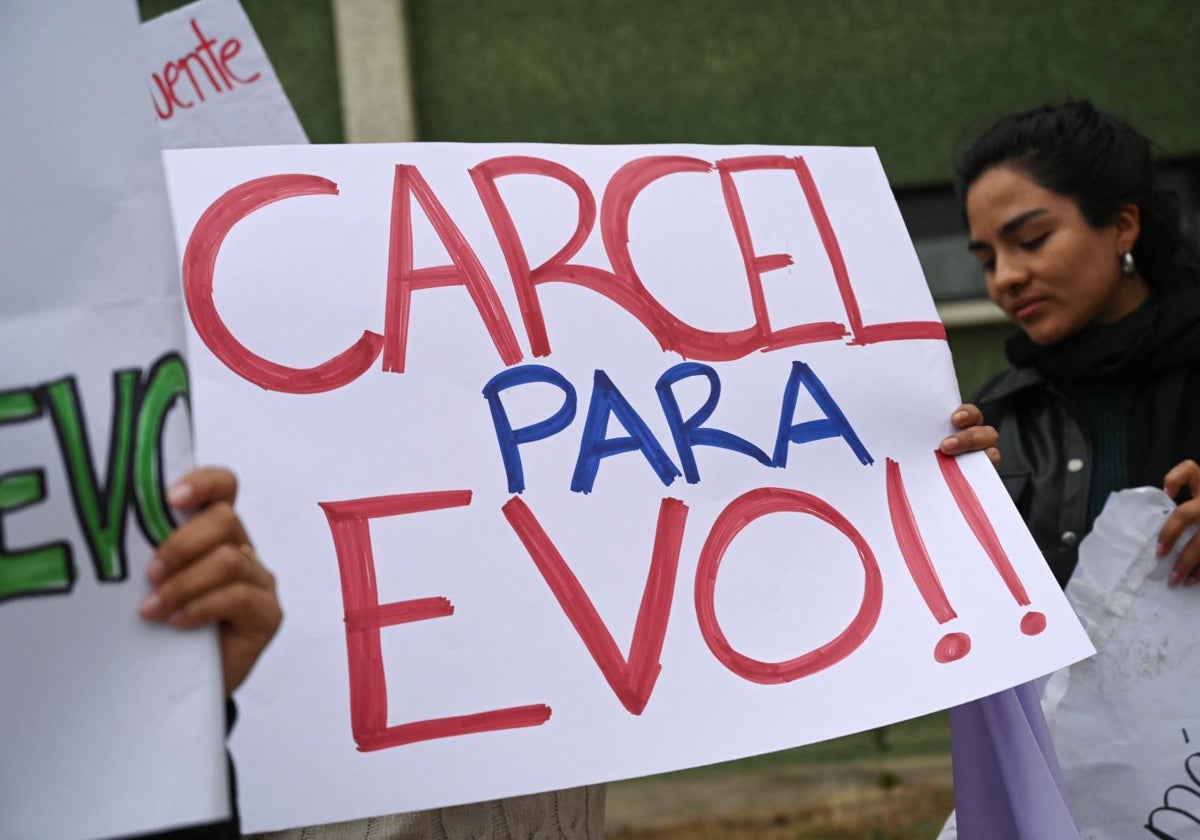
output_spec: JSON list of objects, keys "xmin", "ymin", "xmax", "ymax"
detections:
[{"xmin": 247, "ymin": 785, "xmax": 605, "ymax": 840}]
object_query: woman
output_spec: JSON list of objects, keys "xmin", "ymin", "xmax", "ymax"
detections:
[
  {"xmin": 933, "ymin": 98, "xmax": 1200, "ymax": 840},
  {"xmin": 941, "ymin": 98, "xmax": 1200, "ymax": 588}
]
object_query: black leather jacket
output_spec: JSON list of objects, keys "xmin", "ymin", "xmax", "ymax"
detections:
[
  {"xmin": 976, "ymin": 267, "xmax": 1200, "ymax": 589},
  {"xmin": 975, "ymin": 367, "xmax": 1092, "ymax": 588}
]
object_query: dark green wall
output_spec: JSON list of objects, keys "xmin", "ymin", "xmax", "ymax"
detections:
[
  {"xmin": 140, "ymin": 0, "xmax": 1200, "ymax": 183},
  {"xmin": 140, "ymin": 0, "xmax": 343, "ymax": 142},
  {"xmin": 947, "ymin": 323, "xmax": 1012, "ymax": 399},
  {"xmin": 408, "ymin": 0, "xmax": 1200, "ymax": 187}
]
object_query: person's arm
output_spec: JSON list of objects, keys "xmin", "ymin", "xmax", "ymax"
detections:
[{"xmin": 138, "ymin": 466, "xmax": 282, "ymax": 695}]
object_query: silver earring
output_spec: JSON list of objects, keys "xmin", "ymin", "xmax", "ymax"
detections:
[{"xmin": 1121, "ymin": 251, "xmax": 1137, "ymax": 277}]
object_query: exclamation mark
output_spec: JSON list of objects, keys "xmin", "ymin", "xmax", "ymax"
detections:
[
  {"xmin": 935, "ymin": 451, "xmax": 1047, "ymax": 637},
  {"xmin": 886, "ymin": 458, "xmax": 970, "ymax": 663}
]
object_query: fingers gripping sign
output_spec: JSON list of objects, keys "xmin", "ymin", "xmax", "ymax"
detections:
[
  {"xmin": 139, "ymin": 466, "xmax": 283, "ymax": 694},
  {"xmin": 1160, "ymin": 459, "xmax": 1200, "ymax": 587},
  {"xmin": 939, "ymin": 403, "xmax": 1001, "ymax": 468}
]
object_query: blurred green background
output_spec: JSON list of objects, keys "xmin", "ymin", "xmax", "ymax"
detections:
[
  {"xmin": 140, "ymin": 0, "xmax": 1200, "ymax": 397},
  {"xmin": 404, "ymin": 0, "xmax": 1200, "ymax": 187},
  {"xmin": 142, "ymin": 0, "xmax": 1200, "ymax": 179}
]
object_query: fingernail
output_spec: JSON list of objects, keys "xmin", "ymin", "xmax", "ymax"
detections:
[
  {"xmin": 167, "ymin": 611, "xmax": 188, "ymax": 628},
  {"xmin": 939, "ymin": 437, "xmax": 958, "ymax": 454},
  {"xmin": 953, "ymin": 410, "xmax": 968, "ymax": 424},
  {"xmin": 146, "ymin": 558, "xmax": 165, "ymax": 584},
  {"xmin": 1157, "ymin": 541, "xmax": 1167, "ymax": 558},
  {"xmin": 139, "ymin": 592, "xmax": 162, "ymax": 617},
  {"xmin": 167, "ymin": 480, "xmax": 194, "ymax": 508}
]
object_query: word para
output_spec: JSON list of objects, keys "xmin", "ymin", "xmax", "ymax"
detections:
[
  {"xmin": 182, "ymin": 155, "xmax": 946, "ymax": 394},
  {"xmin": 0, "ymin": 354, "xmax": 189, "ymax": 602},
  {"xmin": 150, "ymin": 19, "xmax": 261, "ymax": 121},
  {"xmin": 482, "ymin": 360, "xmax": 871, "ymax": 495}
]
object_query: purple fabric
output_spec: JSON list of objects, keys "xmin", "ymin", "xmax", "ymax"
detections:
[{"xmin": 950, "ymin": 681, "xmax": 1080, "ymax": 839}]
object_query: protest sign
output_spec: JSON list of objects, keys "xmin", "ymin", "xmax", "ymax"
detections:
[
  {"xmin": 162, "ymin": 142, "xmax": 1096, "ymax": 831},
  {"xmin": 0, "ymin": 3, "xmax": 226, "ymax": 840},
  {"xmin": 142, "ymin": 0, "xmax": 307, "ymax": 150}
]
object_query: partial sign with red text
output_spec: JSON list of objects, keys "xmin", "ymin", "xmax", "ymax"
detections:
[{"xmin": 141, "ymin": 0, "xmax": 306, "ymax": 149}]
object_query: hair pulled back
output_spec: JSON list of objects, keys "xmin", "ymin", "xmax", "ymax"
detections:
[{"xmin": 953, "ymin": 99, "xmax": 1195, "ymax": 286}]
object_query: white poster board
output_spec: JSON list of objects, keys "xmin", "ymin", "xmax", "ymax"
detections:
[
  {"xmin": 163, "ymin": 142, "xmax": 1096, "ymax": 832},
  {"xmin": 0, "ymin": 3, "xmax": 226, "ymax": 840},
  {"xmin": 142, "ymin": 0, "xmax": 308, "ymax": 150}
]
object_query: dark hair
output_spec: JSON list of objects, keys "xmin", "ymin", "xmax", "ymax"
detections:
[{"xmin": 953, "ymin": 99, "xmax": 1197, "ymax": 286}]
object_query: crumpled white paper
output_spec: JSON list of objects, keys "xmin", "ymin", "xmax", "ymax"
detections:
[
  {"xmin": 939, "ymin": 487, "xmax": 1200, "ymax": 840},
  {"xmin": 1042, "ymin": 487, "xmax": 1200, "ymax": 840}
]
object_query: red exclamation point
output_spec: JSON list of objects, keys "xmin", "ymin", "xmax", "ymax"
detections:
[
  {"xmin": 935, "ymin": 451, "xmax": 1047, "ymax": 636},
  {"xmin": 886, "ymin": 459, "xmax": 971, "ymax": 663}
]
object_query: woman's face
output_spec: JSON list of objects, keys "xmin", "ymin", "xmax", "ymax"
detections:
[{"xmin": 965, "ymin": 165, "xmax": 1145, "ymax": 346}]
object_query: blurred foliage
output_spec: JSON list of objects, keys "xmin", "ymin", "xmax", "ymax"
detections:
[
  {"xmin": 611, "ymin": 712, "xmax": 955, "ymax": 838},
  {"xmin": 408, "ymin": 0, "xmax": 1200, "ymax": 187},
  {"xmin": 139, "ymin": 0, "xmax": 343, "ymax": 142}
]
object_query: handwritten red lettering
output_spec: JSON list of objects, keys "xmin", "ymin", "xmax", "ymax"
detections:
[
  {"xmin": 182, "ymin": 174, "xmax": 385, "ymax": 393},
  {"xmin": 320, "ymin": 490, "xmax": 552, "ymax": 751},
  {"xmin": 219, "ymin": 38, "xmax": 257, "ymax": 85},
  {"xmin": 307, "ymin": 456, "xmax": 1034, "ymax": 749},
  {"xmin": 384, "ymin": 165, "xmax": 523, "ymax": 373},
  {"xmin": 149, "ymin": 19, "xmax": 262, "ymax": 121},
  {"xmin": 716, "ymin": 156, "xmax": 851, "ymax": 349},
  {"xmin": 471, "ymin": 154, "xmax": 944, "ymax": 364},
  {"xmin": 502, "ymin": 495, "xmax": 688, "ymax": 715},
  {"xmin": 603, "ymin": 155, "xmax": 769, "ymax": 359},
  {"xmin": 886, "ymin": 458, "xmax": 971, "ymax": 663},
  {"xmin": 185, "ymin": 155, "xmax": 948, "ymax": 390},
  {"xmin": 694, "ymin": 487, "xmax": 884, "ymax": 684},
  {"xmin": 935, "ymin": 452, "xmax": 1047, "ymax": 636}
]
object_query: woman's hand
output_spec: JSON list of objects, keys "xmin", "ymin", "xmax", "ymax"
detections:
[
  {"xmin": 939, "ymin": 403, "xmax": 1001, "ymax": 468},
  {"xmin": 139, "ymin": 466, "xmax": 283, "ymax": 694},
  {"xmin": 1159, "ymin": 459, "xmax": 1200, "ymax": 587}
]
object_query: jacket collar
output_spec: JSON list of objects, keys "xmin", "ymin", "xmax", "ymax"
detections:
[{"xmin": 974, "ymin": 366, "xmax": 1047, "ymax": 406}]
